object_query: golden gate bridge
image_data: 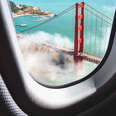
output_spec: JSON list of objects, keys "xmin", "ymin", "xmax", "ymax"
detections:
[{"xmin": 16, "ymin": 2, "xmax": 112, "ymax": 64}]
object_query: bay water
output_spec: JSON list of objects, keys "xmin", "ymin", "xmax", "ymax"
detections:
[{"xmin": 9, "ymin": 0, "xmax": 115, "ymax": 86}]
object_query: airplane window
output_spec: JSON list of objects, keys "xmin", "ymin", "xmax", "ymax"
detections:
[{"xmin": 9, "ymin": 0, "xmax": 115, "ymax": 87}]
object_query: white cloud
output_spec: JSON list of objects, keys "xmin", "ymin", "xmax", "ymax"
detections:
[{"xmin": 18, "ymin": 31, "xmax": 97, "ymax": 86}]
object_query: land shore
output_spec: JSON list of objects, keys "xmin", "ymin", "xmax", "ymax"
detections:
[
  {"xmin": 12, "ymin": 11, "xmax": 55, "ymax": 18},
  {"xmin": 13, "ymin": 13, "xmax": 55, "ymax": 18},
  {"xmin": 10, "ymin": 1, "xmax": 55, "ymax": 18}
]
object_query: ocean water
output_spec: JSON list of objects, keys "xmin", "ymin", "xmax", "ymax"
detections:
[
  {"xmin": 11, "ymin": 0, "xmax": 115, "ymax": 35},
  {"xmin": 9, "ymin": 0, "xmax": 116, "ymax": 86},
  {"xmin": 11, "ymin": 0, "xmax": 115, "ymax": 57}
]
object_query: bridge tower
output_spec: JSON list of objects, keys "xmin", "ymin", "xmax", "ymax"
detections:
[{"xmin": 74, "ymin": 2, "xmax": 85, "ymax": 62}]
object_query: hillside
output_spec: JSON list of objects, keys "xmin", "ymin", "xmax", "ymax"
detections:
[{"xmin": 10, "ymin": 1, "xmax": 55, "ymax": 17}]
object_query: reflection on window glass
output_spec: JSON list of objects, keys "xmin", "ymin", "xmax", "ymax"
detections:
[{"xmin": 9, "ymin": 0, "xmax": 115, "ymax": 86}]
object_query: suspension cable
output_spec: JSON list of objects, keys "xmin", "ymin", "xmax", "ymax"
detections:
[
  {"xmin": 84, "ymin": 9, "xmax": 89, "ymax": 51},
  {"xmin": 18, "ymin": 4, "xmax": 75, "ymax": 33},
  {"xmin": 104, "ymin": 23, "xmax": 109, "ymax": 54},
  {"xmin": 85, "ymin": 3, "xmax": 112, "ymax": 21},
  {"xmin": 89, "ymin": 12, "xmax": 93, "ymax": 54},
  {"xmin": 85, "ymin": 8, "xmax": 112, "ymax": 25},
  {"xmin": 99, "ymin": 18, "xmax": 103, "ymax": 57},
  {"xmin": 95, "ymin": 15, "xmax": 98, "ymax": 56}
]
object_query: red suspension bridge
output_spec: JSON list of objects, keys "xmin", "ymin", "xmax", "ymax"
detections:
[{"xmin": 17, "ymin": 2, "xmax": 112, "ymax": 64}]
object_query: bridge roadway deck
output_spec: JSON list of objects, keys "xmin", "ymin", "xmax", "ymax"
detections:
[{"xmin": 43, "ymin": 43, "xmax": 102, "ymax": 64}]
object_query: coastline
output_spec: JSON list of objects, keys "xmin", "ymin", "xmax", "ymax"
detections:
[
  {"xmin": 13, "ymin": 13, "xmax": 55, "ymax": 18},
  {"xmin": 10, "ymin": 1, "xmax": 55, "ymax": 18}
]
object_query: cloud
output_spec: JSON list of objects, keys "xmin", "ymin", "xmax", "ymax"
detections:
[
  {"xmin": 18, "ymin": 31, "xmax": 74, "ymax": 49},
  {"xmin": 18, "ymin": 31, "xmax": 97, "ymax": 86}
]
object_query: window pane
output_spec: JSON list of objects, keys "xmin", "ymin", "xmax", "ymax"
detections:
[{"xmin": 9, "ymin": 0, "xmax": 115, "ymax": 86}]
